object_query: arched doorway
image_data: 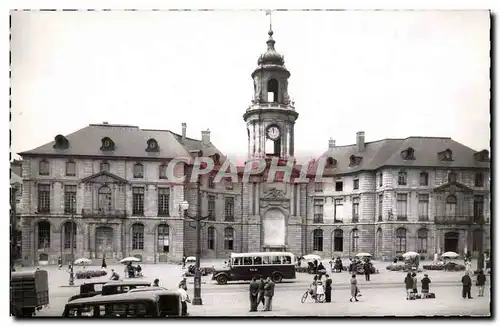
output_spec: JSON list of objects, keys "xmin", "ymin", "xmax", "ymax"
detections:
[
  {"xmin": 263, "ymin": 209, "xmax": 286, "ymax": 251},
  {"xmin": 444, "ymin": 231, "xmax": 459, "ymax": 253},
  {"xmin": 332, "ymin": 229, "xmax": 343, "ymax": 253},
  {"xmin": 95, "ymin": 226, "xmax": 114, "ymax": 258}
]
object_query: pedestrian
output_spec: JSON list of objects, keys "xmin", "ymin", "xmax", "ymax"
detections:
[
  {"xmin": 311, "ymin": 275, "xmax": 318, "ymax": 299},
  {"xmin": 324, "ymin": 274, "xmax": 332, "ymax": 303},
  {"xmin": 110, "ymin": 269, "xmax": 119, "ymax": 280},
  {"xmin": 179, "ymin": 277, "xmax": 188, "ymax": 291},
  {"xmin": 350, "ymin": 274, "xmax": 359, "ymax": 302},
  {"xmin": 313, "ymin": 259, "xmax": 319, "ymax": 274},
  {"xmin": 257, "ymin": 277, "xmax": 266, "ymax": 309},
  {"xmin": 461, "ymin": 271, "xmax": 473, "ymax": 299},
  {"xmin": 249, "ymin": 277, "xmax": 260, "ymax": 312},
  {"xmin": 412, "ymin": 272, "xmax": 418, "ymax": 294},
  {"xmin": 101, "ymin": 257, "xmax": 107, "ymax": 270},
  {"xmin": 178, "ymin": 283, "xmax": 191, "ymax": 316},
  {"xmin": 182, "ymin": 256, "xmax": 186, "ymax": 269},
  {"xmin": 58, "ymin": 257, "xmax": 63, "ymax": 270},
  {"xmin": 421, "ymin": 274, "xmax": 431, "ymax": 298},
  {"xmin": 316, "ymin": 274, "xmax": 325, "ymax": 302},
  {"xmin": 263, "ymin": 277, "xmax": 275, "ymax": 311},
  {"xmin": 465, "ymin": 259, "xmax": 472, "ymax": 273},
  {"xmin": 404, "ymin": 272, "xmax": 413, "ymax": 300},
  {"xmin": 364, "ymin": 262, "xmax": 371, "ymax": 281},
  {"xmin": 476, "ymin": 270, "xmax": 486, "ymax": 297},
  {"xmin": 152, "ymin": 278, "xmax": 159, "ymax": 287}
]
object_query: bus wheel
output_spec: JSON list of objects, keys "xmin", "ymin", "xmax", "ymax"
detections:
[
  {"xmin": 216, "ymin": 274, "xmax": 228, "ymax": 285},
  {"xmin": 272, "ymin": 272, "xmax": 283, "ymax": 283}
]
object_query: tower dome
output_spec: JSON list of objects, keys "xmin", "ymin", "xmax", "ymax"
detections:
[{"xmin": 257, "ymin": 30, "xmax": 285, "ymax": 66}]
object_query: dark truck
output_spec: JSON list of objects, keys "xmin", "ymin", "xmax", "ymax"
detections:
[{"xmin": 10, "ymin": 270, "xmax": 49, "ymax": 317}]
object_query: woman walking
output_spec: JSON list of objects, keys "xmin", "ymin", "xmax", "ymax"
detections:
[
  {"xmin": 405, "ymin": 273, "xmax": 414, "ymax": 300},
  {"xmin": 412, "ymin": 272, "xmax": 418, "ymax": 295},
  {"xmin": 350, "ymin": 274, "xmax": 359, "ymax": 302},
  {"xmin": 316, "ymin": 275, "xmax": 325, "ymax": 303}
]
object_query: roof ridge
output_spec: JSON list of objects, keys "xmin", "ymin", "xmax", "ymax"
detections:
[{"xmin": 89, "ymin": 123, "xmax": 139, "ymax": 128}]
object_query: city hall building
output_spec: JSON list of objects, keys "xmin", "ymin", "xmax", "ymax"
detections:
[{"xmin": 18, "ymin": 28, "xmax": 490, "ymax": 266}]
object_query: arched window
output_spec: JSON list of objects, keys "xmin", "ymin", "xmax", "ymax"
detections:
[
  {"xmin": 395, "ymin": 228, "xmax": 407, "ymax": 253},
  {"xmin": 445, "ymin": 195, "xmax": 457, "ymax": 216},
  {"xmin": 157, "ymin": 224, "xmax": 169, "ymax": 253},
  {"xmin": 207, "ymin": 227, "xmax": 215, "ymax": 250},
  {"xmin": 333, "ymin": 229, "xmax": 343, "ymax": 252},
  {"xmin": 313, "ymin": 229, "xmax": 323, "ymax": 251},
  {"xmin": 39, "ymin": 159, "xmax": 49, "ymax": 176},
  {"xmin": 63, "ymin": 221, "xmax": 77, "ymax": 249},
  {"xmin": 351, "ymin": 229, "xmax": 359, "ymax": 253},
  {"xmin": 37, "ymin": 221, "xmax": 51, "ymax": 249},
  {"xmin": 398, "ymin": 171, "xmax": 407, "ymax": 185},
  {"xmin": 417, "ymin": 229, "xmax": 428, "ymax": 254},
  {"xmin": 133, "ymin": 163, "xmax": 144, "ymax": 178},
  {"xmin": 267, "ymin": 78, "xmax": 279, "ymax": 103},
  {"xmin": 100, "ymin": 161, "xmax": 110, "ymax": 172},
  {"xmin": 98, "ymin": 186, "xmax": 112, "ymax": 212},
  {"xmin": 224, "ymin": 227, "xmax": 234, "ymax": 250},
  {"xmin": 132, "ymin": 224, "xmax": 144, "ymax": 250}
]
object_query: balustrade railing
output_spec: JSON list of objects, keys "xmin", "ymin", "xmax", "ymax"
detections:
[{"xmin": 81, "ymin": 209, "xmax": 126, "ymax": 218}]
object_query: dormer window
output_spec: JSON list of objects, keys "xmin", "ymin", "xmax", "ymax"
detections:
[
  {"xmin": 53, "ymin": 134, "xmax": 69, "ymax": 149},
  {"xmin": 133, "ymin": 163, "xmax": 144, "ymax": 178},
  {"xmin": 213, "ymin": 153, "xmax": 220, "ymax": 165},
  {"xmin": 474, "ymin": 150, "xmax": 490, "ymax": 162},
  {"xmin": 401, "ymin": 147, "xmax": 415, "ymax": 160},
  {"xmin": 146, "ymin": 138, "xmax": 159, "ymax": 152},
  {"xmin": 448, "ymin": 171, "xmax": 457, "ymax": 183},
  {"xmin": 349, "ymin": 155, "xmax": 362, "ymax": 167},
  {"xmin": 326, "ymin": 157, "xmax": 337, "ymax": 168},
  {"xmin": 439, "ymin": 149, "xmax": 453, "ymax": 161},
  {"xmin": 100, "ymin": 137, "xmax": 115, "ymax": 151}
]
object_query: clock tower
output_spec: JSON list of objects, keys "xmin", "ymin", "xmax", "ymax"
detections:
[{"xmin": 243, "ymin": 26, "xmax": 299, "ymax": 160}]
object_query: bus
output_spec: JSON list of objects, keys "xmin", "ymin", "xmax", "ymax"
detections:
[{"xmin": 212, "ymin": 252, "xmax": 296, "ymax": 285}]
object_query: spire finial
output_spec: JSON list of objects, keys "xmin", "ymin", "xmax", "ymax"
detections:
[{"xmin": 265, "ymin": 10, "xmax": 274, "ymax": 34}]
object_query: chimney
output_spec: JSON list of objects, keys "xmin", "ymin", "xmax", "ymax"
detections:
[
  {"xmin": 328, "ymin": 138, "xmax": 336, "ymax": 149},
  {"xmin": 356, "ymin": 131, "xmax": 365, "ymax": 152},
  {"xmin": 201, "ymin": 129, "xmax": 211, "ymax": 146},
  {"xmin": 181, "ymin": 123, "xmax": 187, "ymax": 142}
]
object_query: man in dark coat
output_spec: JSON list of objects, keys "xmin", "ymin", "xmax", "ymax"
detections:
[
  {"xmin": 461, "ymin": 271, "xmax": 473, "ymax": 299},
  {"xmin": 476, "ymin": 270, "xmax": 486, "ymax": 297},
  {"xmin": 249, "ymin": 277, "xmax": 260, "ymax": 312},
  {"xmin": 263, "ymin": 277, "xmax": 275, "ymax": 311},
  {"xmin": 257, "ymin": 277, "xmax": 266, "ymax": 309},
  {"xmin": 421, "ymin": 274, "xmax": 431, "ymax": 298},
  {"xmin": 364, "ymin": 262, "xmax": 371, "ymax": 281},
  {"xmin": 324, "ymin": 274, "xmax": 332, "ymax": 302}
]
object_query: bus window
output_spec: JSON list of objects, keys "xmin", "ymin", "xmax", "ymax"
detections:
[
  {"xmin": 243, "ymin": 257, "xmax": 253, "ymax": 265},
  {"xmin": 271, "ymin": 256, "xmax": 281, "ymax": 264},
  {"xmin": 232, "ymin": 257, "xmax": 242, "ymax": 266},
  {"xmin": 253, "ymin": 257, "xmax": 262, "ymax": 265},
  {"xmin": 262, "ymin": 256, "xmax": 272, "ymax": 265},
  {"xmin": 282, "ymin": 256, "xmax": 292, "ymax": 264}
]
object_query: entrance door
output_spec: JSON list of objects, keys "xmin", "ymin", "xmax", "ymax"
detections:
[
  {"xmin": 95, "ymin": 226, "xmax": 114, "ymax": 258},
  {"xmin": 444, "ymin": 232, "xmax": 459, "ymax": 253}
]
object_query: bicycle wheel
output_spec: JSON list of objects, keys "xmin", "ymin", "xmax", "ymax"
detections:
[
  {"xmin": 317, "ymin": 294, "xmax": 326, "ymax": 303},
  {"xmin": 301, "ymin": 291, "xmax": 308, "ymax": 303}
]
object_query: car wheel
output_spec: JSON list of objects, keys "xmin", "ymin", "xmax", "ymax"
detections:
[
  {"xmin": 272, "ymin": 273, "xmax": 283, "ymax": 283},
  {"xmin": 216, "ymin": 274, "xmax": 228, "ymax": 285}
]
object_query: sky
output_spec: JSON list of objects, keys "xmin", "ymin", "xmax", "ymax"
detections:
[{"xmin": 10, "ymin": 10, "xmax": 491, "ymax": 160}]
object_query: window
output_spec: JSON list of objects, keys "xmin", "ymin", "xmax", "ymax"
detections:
[
  {"xmin": 333, "ymin": 229, "xmax": 343, "ymax": 252},
  {"xmin": 398, "ymin": 171, "xmax": 407, "ymax": 185},
  {"xmin": 419, "ymin": 172, "xmax": 428, "ymax": 186},
  {"xmin": 133, "ymin": 163, "xmax": 144, "ymax": 178},
  {"xmin": 396, "ymin": 194, "xmax": 408, "ymax": 219},
  {"xmin": 146, "ymin": 139, "xmax": 159, "ymax": 152},
  {"xmin": 64, "ymin": 185, "xmax": 77, "ymax": 214},
  {"xmin": 101, "ymin": 137, "xmax": 115, "ymax": 150},
  {"xmin": 208, "ymin": 175, "xmax": 215, "ymax": 189},
  {"xmin": 475, "ymin": 172, "xmax": 484, "ymax": 187},
  {"xmin": 207, "ymin": 195, "xmax": 215, "ymax": 221},
  {"xmin": 313, "ymin": 199, "xmax": 324, "ymax": 223},
  {"xmin": 314, "ymin": 182, "xmax": 323, "ymax": 192},
  {"xmin": 445, "ymin": 195, "xmax": 457, "ymax": 216},
  {"xmin": 157, "ymin": 224, "xmax": 169, "ymax": 253},
  {"xmin": 448, "ymin": 172, "xmax": 457, "ymax": 183},
  {"xmin": 335, "ymin": 181, "xmax": 343, "ymax": 191},
  {"xmin": 472, "ymin": 229, "xmax": 482, "ymax": 251},
  {"xmin": 37, "ymin": 221, "xmax": 51, "ymax": 249},
  {"xmin": 132, "ymin": 224, "xmax": 144, "ymax": 250},
  {"xmin": 352, "ymin": 197, "xmax": 359, "ymax": 222},
  {"xmin": 313, "ymin": 229, "xmax": 323, "ymax": 251},
  {"xmin": 351, "ymin": 229, "xmax": 359, "ymax": 252},
  {"xmin": 334, "ymin": 198, "xmax": 343, "ymax": 222},
  {"xmin": 224, "ymin": 227, "xmax": 234, "ymax": 250},
  {"xmin": 225, "ymin": 197, "xmax": 234, "ymax": 221},
  {"xmin": 379, "ymin": 173, "xmax": 383, "ymax": 186},
  {"xmin": 418, "ymin": 194, "xmax": 429, "ymax": 220},
  {"xmin": 474, "ymin": 195, "xmax": 484, "ymax": 222},
  {"xmin": 66, "ymin": 161, "xmax": 76, "ymax": 176},
  {"xmin": 63, "ymin": 222, "xmax": 77, "ymax": 249},
  {"xmin": 158, "ymin": 188, "xmax": 170, "ymax": 216},
  {"xmin": 39, "ymin": 160, "xmax": 49, "ymax": 176},
  {"xmin": 378, "ymin": 195, "xmax": 383, "ymax": 221},
  {"xmin": 417, "ymin": 229, "xmax": 428, "ymax": 254},
  {"xmin": 159, "ymin": 164, "xmax": 167, "ymax": 179},
  {"xmin": 100, "ymin": 161, "xmax": 110, "ymax": 172},
  {"xmin": 207, "ymin": 227, "xmax": 215, "ymax": 250},
  {"xmin": 132, "ymin": 187, "xmax": 145, "ymax": 215},
  {"xmin": 38, "ymin": 184, "xmax": 50, "ymax": 213},
  {"xmin": 225, "ymin": 180, "xmax": 233, "ymax": 190},
  {"xmin": 395, "ymin": 228, "xmax": 407, "ymax": 253},
  {"xmin": 353, "ymin": 178, "xmax": 359, "ymax": 190}
]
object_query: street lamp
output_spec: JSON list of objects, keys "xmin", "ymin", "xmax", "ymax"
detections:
[
  {"xmin": 180, "ymin": 195, "xmax": 209, "ymax": 306},
  {"xmin": 69, "ymin": 197, "xmax": 76, "ymax": 286}
]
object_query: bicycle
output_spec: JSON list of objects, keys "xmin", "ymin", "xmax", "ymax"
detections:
[{"xmin": 301, "ymin": 288, "xmax": 325, "ymax": 303}]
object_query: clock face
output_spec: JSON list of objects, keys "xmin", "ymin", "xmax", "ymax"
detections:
[{"xmin": 267, "ymin": 126, "xmax": 280, "ymax": 140}]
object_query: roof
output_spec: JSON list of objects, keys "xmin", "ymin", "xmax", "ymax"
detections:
[
  {"xmin": 19, "ymin": 124, "xmax": 223, "ymax": 161},
  {"xmin": 231, "ymin": 252, "xmax": 294, "ymax": 257},
  {"xmin": 311, "ymin": 137, "xmax": 490, "ymax": 175},
  {"xmin": 67, "ymin": 291, "xmax": 158, "ymax": 306},
  {"xmin": 103, "ymin": 280, "xmax": 152, "ymax": 286}
]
